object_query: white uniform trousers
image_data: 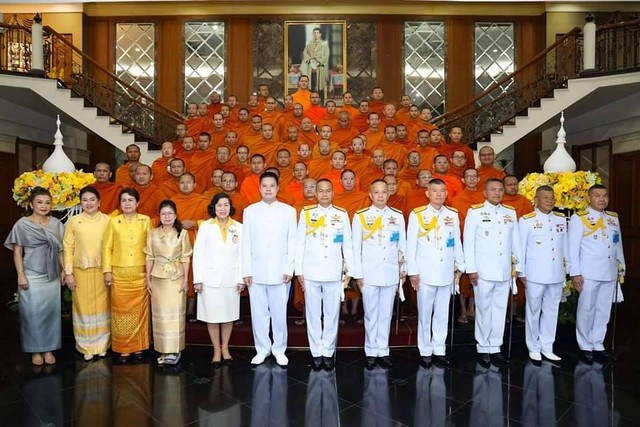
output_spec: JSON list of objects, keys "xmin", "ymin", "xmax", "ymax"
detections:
[
  {"xmin": 417, "ymin": 284, "xmax": 451, "ymax": 357},
  {"xmin": 248, "ymin": 282, "xmax": 291, "ymax": 357},
  {"xmin": 576, "ymin": 279, "xmax": 615, "ymax": 351},
  {"xmin": 474, "ymin": 278, "xmax": 510, "ymax": 354},
  {"xmin": 361, "ymin": 284, "xmax": 397, "ymax": 357},
  {"xmin": 304, "ymin": 280, "xmax": 342, "ymax": 357},
  {"xmin": 525, "ymin": 281, "xmax": 563, "ymax": 353}
]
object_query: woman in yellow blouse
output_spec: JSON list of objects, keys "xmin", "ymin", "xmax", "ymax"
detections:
[
  {"xmin": 144, "ymin": 200, "xmax": 192, "ymax": 365},
  {"xmin": 102, "ymin": 188, "xmax": 152, "ymax": 363},
  {"xmin": 63, "ymin": 186, "xmax": 111, "ymax": 361}
]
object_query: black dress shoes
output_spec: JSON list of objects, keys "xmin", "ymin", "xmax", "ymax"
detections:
[
  {"xmin": 322, "ymin": 356, "xmax": 334, "ymax": 370},
  {"xmin": 312, "ymin": 357, "xmax": 323, "ymax": 370},
  {"xmin": 419, "ymin": 356, "xmax": 432, "ymax": 368},
  {"xmin": 365, "ymin": 357, "xmax": 377, "ymax": 369},
  {"xmin": 581, "ymin": 351, "xmax": 594, "ymax": 364},
  {"xmin": 490, "ymin": 352, "xmax": 509, "ymax": 366},
  {"xmin": 477, "ymin": 353, "xmax": 491, "ymax": 368},
  {"xmin": 378, "ymin": 356, "xmax": 393, "ymax": 369},
  {"xmin": 433, "ymin": 355, "xmax": 452, "ymax": 367}
]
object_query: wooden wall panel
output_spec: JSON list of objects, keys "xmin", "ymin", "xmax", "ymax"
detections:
[
  {"xmin": 611, "ymin": 151, "xmax": 640, "ymax": 279},
  {"xmin": 375, "ymin": 16, "xmax": 404, "ymax": 104},
  {"xmin": 156, "ymin": 17, "xmax": 183, "ymax": 112},
  {"xmin": 513, "ymin": 133, "xmax": 542, "ymax": 178},
  {"xmin": 445, "ymin": 17, "xmax": 474, "ymax": 113},
  {"xmin": 226, "ymin": 17, "xmax": 253, "ymax": 104}
]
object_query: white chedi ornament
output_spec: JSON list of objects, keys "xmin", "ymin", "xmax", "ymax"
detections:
[
  {"xmin": 42, "ymin": 115, "xmax": 75, "ymax": 173},
  {"xmin": 544, "ymin": 111, "xmax": 576, "ymax": 173}
]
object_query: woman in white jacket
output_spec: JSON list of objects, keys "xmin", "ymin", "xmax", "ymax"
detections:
[{"xmin": 193, "ymin": 193, "xmax": 244, "ymax": 368}]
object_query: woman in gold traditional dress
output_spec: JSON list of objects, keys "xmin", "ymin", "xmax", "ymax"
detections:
[
  {"xmin": 63, "ymin": 186, "xmax": 111, "ymax": 361},
  {"xmin": 102, "ymin": 188, "xmax": 152, "ymax": 363},
  {"xmin": 144, "ymin": 200, "xmax": 192, "ymax": 365}
]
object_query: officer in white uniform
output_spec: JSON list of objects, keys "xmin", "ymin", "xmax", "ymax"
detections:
[
  {"xmin": 519, "ymin": 185, "xmax": 568, "ymax": 363},
  {"xmin": 464, "ymin": 178, "xmax": 522, "ymax": 366},
  {"xmin": 569, "ymin": 184, "xmax": 625, "ymax": 363},
  {"xmin": 352, "ymin": 179, "xmax": 406, "ymax": 369},
  {"xmin": 296, "ymin": 179, "xmax": 354, "ymax": 370},
  {"xmin": 407, "ymin": 178, "xmax": 464, "ymax": 368},
  {"xmin": 241, "ymin": 171, "xmax": 297, "ymax": 367}
]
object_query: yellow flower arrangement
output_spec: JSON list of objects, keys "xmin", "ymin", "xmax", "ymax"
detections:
[
  {"xmin": 12, "ymin": 170, "xmax": 96, "ymax": 210},
  {"xmin": 518, "ymin": 171, "xmax": 601, "ymax": 210}
]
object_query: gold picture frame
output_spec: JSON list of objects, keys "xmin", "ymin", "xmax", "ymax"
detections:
[{"xmin": 284, "ymin": 20, "xmax": 347, "ymax": 105}]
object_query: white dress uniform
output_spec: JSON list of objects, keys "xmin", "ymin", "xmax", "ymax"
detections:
[
  {"xmin": 295, "ymin": 203, "xmax": 354, "ymax": 358},
  {"xmin": 241, "ymin": 200, "xmax": 297, "ymax": 359},
  {"xmin": 352, "ymin": 205, "xmax": 406, "ymax": 358},
  {"xmin": 407, "ymin": 204, "xmax": 465, "ymax": 357},
  {"xmin": 568, "ymin": 207, "xmax": 625, "ymax": 352},
  {"xmin": 464, "ymin": 201, "xmax": 522, "ymax": 354},
  {"xmin": 193, "ymin": 219, "xmax": 243, "ymax": 323},
  {"xmin": 519, "ymin": 209, "xmax": 568, "ymax": 354}
]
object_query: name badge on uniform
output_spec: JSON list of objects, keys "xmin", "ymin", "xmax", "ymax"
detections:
[
  {"xmin": 446, "ymin": 237, "xmax": 454, "ymax": 248},
  {"xmin": 613, "ymin": 232, "xmax": 619, "ymax": 243},
  {"xmin": 556, "ymin": 224, "xmax": 565, "ymax": 233},
  {"xmin": 390, "ymin": 231, "xmax": 400, "ymax": 242},
  {"xmin": 334, "ymin": 233, "xmax": 344, "ymax": 243}
]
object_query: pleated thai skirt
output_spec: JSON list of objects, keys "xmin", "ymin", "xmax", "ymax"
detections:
[
  {"xmin": 19, "ymin": 271, "xmax": 61, "ymax": 353},
  {"xmin": 110, "ymin": 266, "xmax": 149, "ymax": 354},
  {"xmin": 150, "ymin": 276, "xmax": 186, "ymax": 353},
  {"xmin": 72, "ymin": 268, "xmax": 111, "ymax": 355}
]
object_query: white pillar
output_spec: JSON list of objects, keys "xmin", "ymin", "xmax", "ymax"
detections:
[
  {"xmin": 31, "ymin": 13, "xmax": 45, "ymax": 75},
  {"xmin": 583, "ymin": 13, "xmax": 596, "ymax": 73}
]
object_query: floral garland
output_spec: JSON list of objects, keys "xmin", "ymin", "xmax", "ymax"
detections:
[
  {"xmin": 518, "ymin": 171, "xmax": 601, "ymax": 210},
  {"xmin": 12, "ymin": 170, "xmax": 96, "ymax": 210}
]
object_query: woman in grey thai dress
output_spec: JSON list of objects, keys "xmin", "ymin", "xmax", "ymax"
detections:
[{"xmin": 4, "ymin": 186, "xmax": 65, "ymax": 366}]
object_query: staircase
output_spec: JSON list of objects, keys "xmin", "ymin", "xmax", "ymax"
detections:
[{"xmin": 0, "ymin": 23, "xmax": 183, "ymax": 165}]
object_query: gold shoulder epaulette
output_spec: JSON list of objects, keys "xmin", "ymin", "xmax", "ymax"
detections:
[
  {"xmin": 389, "ymin": 206, "xmax": 403, "ymax": 215},
  {"xmin": 605, "ymin": 210, "xmax": 618, "ymax": 217},
  {"xmin": 553, "ymin": 211, "xmax": 565, "ymax": 217},
  {"xmin": 356, "ymin": 207, "xmax": 369, "ymax": 214},
  {"xmin": 445, "ymin": 205, "xmax": 458, "ymax": 213},
  {"xmin": 523, "ymin": 212, "xmax": 536, "ymax": 219},
  {"xmin": 303, "ymin": 204, "xmax": 317, "ymax": 211},
  {"xmin": 334, "ymin": 205, "xmax": 347, "ymax": 213},
  {"xmin": 413, "ymin": 206, "xmax": 427, "ymax": 214},
  {"xmin": 577, "ymin": 210, "xmax": 588, "ymax": 216},
  {"xmin": 471, "ymin": 203, "xmax": 484, "ymax": 209},
  {"xmin": 503, "ymin": 204, "xmax": 516, "ymax": 211}
]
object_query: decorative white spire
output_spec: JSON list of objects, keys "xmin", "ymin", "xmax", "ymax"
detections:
[
  {"xmin": 42, "ymin": 115, "xmax": 75, "ymax": 173},
  {"xmin": 543, "ymin": 111, "xmax": 576, "ymax": 173}
]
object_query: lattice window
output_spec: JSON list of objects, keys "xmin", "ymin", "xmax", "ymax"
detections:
[
  {"xmin": 404, "ymin": 21, "xmax": 446, "ymax": 115},
  {"xmin": 184, "ymin": 22, "xmax": 225, "ymax": 106},
  {"xmin": 474, "ymin": 22, "xmax": 515, "ymax": 100},
  {"xmin": 115, "ymin": 23, "xmax": 155, "ymax": 97},
  {"xmin": 253, "ymin": 20, "xmax": 285, "ymax": 101},
  {"xmin": 346, "ymin": 21, "xmax": 377, "ymax": 103}
]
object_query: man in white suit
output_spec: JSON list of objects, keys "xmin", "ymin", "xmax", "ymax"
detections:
[
  {"xmin": 241, "ymin": 171, "xmax": 297, "ymax": 367},
  {"xmin": 295, "ymin": 179, "xmax": 354, "ymax": 370}
]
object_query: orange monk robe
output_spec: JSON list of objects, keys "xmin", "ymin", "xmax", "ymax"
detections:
[
  {"xmin": 345, "ymin": 152, "xmax": 372, "ymax": 177},
  {"xmin": 316, "ymin": 114, "xmax": 339, "ymax": 131},
  {"xmin": 132, "ymin": 183, "xmax": 168, "ymax": 224},
  {"xmin": 321, "ymin": 169, "xmax": 347, "ymax": 195},
  {"xmin": 352, "ymin": 113, "xmax": 370, "ymax": 133},
  {"xmin": 276, "ymin": 191, "xmax": 296, "ymax": 206},
  {"xmin": 294, "ymin": 155, "xmax": 312, "ymax": 166},
  {"xmin": 307, "ymin": 157, "xmax": 332, "ymax": 180},
  {"xmin": 239, "ymin": 174, "xmax": 261, "ymax": 203},
  {"xmin": 209, "ymin": 127, "xmax": 229, "ymax": 149},
  {"xmin": 293, "ymin": 199, "xmax": 317, "ymax": 217},
  {"xmin": 359, "ymin": 165, "xmax": 383, "ymax": 190},
  {"xmin": 477, "ymin": 165, "xmax": 506, "ymax": 188},
  {"xmin": 433, "ymin": 173, "xmax": 463, "ymax": 201},
  {"xmin": 398, "ymin": 166, "xmax": 422, "ymax": 184},
  {"xmin": 298, "ymin": 130, "xmax": 320, "ymax": 149},
  {"xmin": 173, "ymin": 138, "xmax": 185, "ymax": 155},
  {"xmin": 189, "ymin": 148, "xmax": 216, "ymax": 192},
  {"xmin": 114, "ymin": 164, "xmax": 131, "ymax": 185},
  {"xmin": 395, "ymin": 137, "xmax": 411, "ymax": 147},
  {"xmin": 202, "ymin": 186, "xmax": 223, "ymax": 200},
  {"xmin": 184, "ymin": 116, "xmax": 211, "ymax": 140},
  {"xmin": 450, "ymin": 164, "xmax": 465, "ymax": 179},
  {"xmin": 415, "ymin": 146, "xmax": 440, "ymax": 171},
  {"xmin": 206, "ymin": 103, "xmax": 222, "ymax": 118},
  {"xmin": 450, "ymin": 188, "xmax": 486, "ymax": 233},
  {"xmin": 338, "ymin": 105, "xmax": 359, "ymax": 119},
  {"xmin": 380, "ymin": 117, "xmax": 400, "ymax": 129},
  {"xmin": 226, "ymin": 107, "xmax": 240, "ymax": 126},
  {"xmin": 261, "ymin": 111, "xmax": 285, "ymax": 139},
  {"xmin": 250, "ymin": 139, "xmax": 281, "ymax": 166},
  {"xmin": 332, "ymin": 127, "xmax": 359, "ymax": 150},
  {"xmin": 396, "ymin": 107, "xmax": 411, "ymax": 124},
  {"xmin": 333, "ymin": 190, "xmax": 369, "ymax": 219},
  {"xmin": 388, "ymin": 194, "xmax": 406, "ymax": 213},
  {"xmin": 311, "ymin": 142, "xmax": 340, "ymax": 159},
  {"xmin": 408, "ymin": 121, "xmax": 437, "ymax": 143},
  {"xmin": 292, "ymin": 89, "xmax": 312, "ymax": 111},
  {"xmin": 93, "ymin": 182, "xmax": 123, "ymax": 215},
  {"xmin": 502, "ymin": 193, "xmax": 534, "ymax": 219},
  {"xmin": 376, "ymin": 142, "xmax": 408, "ymax": 170},
  {"xmin": 227, "ymin": 161, "xmax": 251, "ymax": 186},
  {"xmin": 160, "ymin": 178, "xmax": 182, "ymax": 198},
  {"xmin": 232, "ymin": 121, "xmax": 252, "ymax": 137},
  {"xmin": 151, "ymin": 157, "xmax": 171, "ymax": 184},
  {"xmin": 278, "ymin": 168, "xmax": 294, "ymax": 188},
  {"xmin": 282, "ymin": 116, "xmax": 303, "ymax": 137},
  {"xmin": 396, "ymin": 180, "xmax": 413, "ymax": 199},
  {"xmin": 285, "ymin": 180, "xmax": 305, "ymax": 203},
  {"xmin": 176, "ymin": 151, "xmax": 195, "ymax": 172},
  {"xmin": 228, "ymin": 192, "xmax": 249, "ymax": 223},
  {"xmin": 238, "ymin": 129, "xmax": 263, "ymax": 153},
  {"xmin": 369, "ymin": 100, "xmax": 386, "ymax": 115},
  {"xmin": 437, "ymin": 142, "xmax": 475, "ymax": 169},
  {"xmin": 404, "ymin": 188, "xmax": 429, "ymax": 220},
  {"xmin": 304, "ymin": 105, "xmax": 327, "ymax": 125},
  {"xmin": 362, "ymin": 129, "xmax": 385, "ymax": 151}
]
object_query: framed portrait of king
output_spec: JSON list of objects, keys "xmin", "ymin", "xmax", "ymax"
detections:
[{"xmin": 285, "ymin": 20, "xmax": 347, "ymax": 105}]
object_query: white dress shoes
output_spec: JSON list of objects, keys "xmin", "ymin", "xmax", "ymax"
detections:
[{"xmin": 529, "ymin": 352, "xmax": 542, "ymax": 362}]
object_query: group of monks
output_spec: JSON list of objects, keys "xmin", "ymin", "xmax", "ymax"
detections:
[{"xmin": 95, "ymin": 81, "xmax": 535, "ymax": 318}]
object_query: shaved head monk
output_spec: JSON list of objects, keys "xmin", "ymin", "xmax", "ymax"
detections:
[{"xmin": 93, "ymin": 162, "xmax": 122, "ymax": 215}]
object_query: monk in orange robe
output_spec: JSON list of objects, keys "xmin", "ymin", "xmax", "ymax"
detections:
[
  {"xmin": 333, "ymin": 169, "xmax": 369, "ymax": 219},
  {"xmin": 261, "ymin": 97, "xmax": 285, "ymax": 140},
  {"xmin": 115, "ymin": 144, "xmax": 141, "ymax": 185},
  {"xmin": 206, "ymin": 92, "xmax": 223, "ymax": 118},
  {"xmin": 351, "ymin": 100, "xmax": 370, "ymax": 133},
  {"xmin": 449, "ymin": 149, "xmax": 468, "ymax": 179},
  {"xmin": 304, "ymin": 91, "xmax": 327, "ymax": 124},
  {"xmin": 202, "ymin": 168, "xmax": 224, "ymax": 199},
  {"xmin": 380, "ymin": 103, "xmax": 399, "ymax": 128},
  {"xmin": 151, "ymin": 142, "xmax": 175, "ymax": 185},
  {"xmin": 399, "ymin": 151, "xmax": 424, "ymax": 184},
  {"xmin": 404, "ymin": 170, "xmax": 433, "ymax": 218},
  {"xmin": 434, "ymin": 126, "xmax": 475, "ymax": 169},
  {"xmin": 368, "ymin": 86, "xmax": 386, "ymax": 115},
  {"xmin": 239, "ymin": 115, "xmax": 265, "ymax": 153},
  {"xmin": 232, "ymin": 108, "xmax": 251, "ymax": 136},
  {"xmin": 377, "ymin": 125, "xmax": 408, "ymax": 170},
  {"xmin": 362, "ymin": 113, "xmax": 385, "ymax": 151},
  {"xmin": 307, "ymin": 140, "xmax": 334, "ymax": 179},
  {"xmin": 316, "ymin": 100, "xmax": 339, "ymax": 130},
  {"xmin": 331, "ymin": 111, "xmax": 359, "ymax": 150},
  {"xmin": 297, "ymin": 118, "xmax": 320, "ymax": 149},
  {"xmin": 230, "ymin": 145, "xmax": 251, "ymax": 186},
  {"xmin": 359, "ymin": 149, "xmax": 386, "ymax": 190},
  {"xmin": 432, "ymin": 155, "xmax": 463, "ymax": 201},
  {"xmin": 320, "ymin": 151, "xmax": 349, "ymax": 195},
  {"xmin": 209, "ymin": 145, "xmax": 242, "ymax": 182},
  {"xmin": 395, "ymin": 124, "xmax": 411, "ymax": 146},
  {"xmin": 93, "ymin": 162, "xmax": 122, "ymax": 215},
  {"xmin": 171, "ymin": 172, "xmax": 210, "ymax": 319},
  {"xmin": 338, "ymin": 91, "xmax": 359, "ymax": 119},
  {"xmin": 251, "ymin": 123, "xmax": 282, "ymax": 166},
  {"xmin": 502, "ymin": 175, "xmax": 533, "ymax": 218},
  {"xmin": 173, "ymin": 123, "xmax": 188, "ymax": 155},
  {"xmin": 285, "ymin": 162, "xmax": 309, "ymax": 203},
  {"xmin": 189, "ymin": 132, "xmax": 216, "ymax": 192},
  {"xmin": 120, "ymin": 161, "xmax": 140, "ymax": 188},
  {"xmin": 312, "ymin": 125, "xmax": 340, "ymax": 156},
  {"xmin": 161, "ymin": 158, "xmax": 187, "ymax": 197},
  {"xmin": 239, "ymin": 154, "xmax": 266, "ymax": 203},
  {"xmin": 382, "ymin": 159, "xmax": 412, "ymax": 199},
  {"xmin": 282, "ymin": 105, "xmax": 305, "ymax": 138},
  {"xmin": 395, "ymin": 95, "xmax": 412, "ymax": 124},
  {"xmin": 408, "ymin": 107, "xmax": 437, "ymax": 143},
  {"xmin": 177, "ymin": 136, "xmax": 196, "ymax": 171},
  {"xmin": 477, "ymin": 145, "xmax": 506, "ymax": 187},
  {"xmin": 132, "ymin": 164, "xmax": 168, "ymax": 224},
  {"xmin": 183, "ymin": 103, "xmax": 204, "ymax": 140},
  {"xmin": 274, "ymin": 148, "xmax": 295, "ymax": 188},
  {"xmin": 208, "ymin": 113, "xmax": 229, "ymax": 148},
  {"xmin": 383, "ymin": 175, "xmax": 406, "ymax": 214},
  {"xmin": 291, "ymin": 75, "xmax": 312, "ymax": 111},
  {"xmin": 214, "ymin": 171, "xmax": 250, "ymax": 223},
  {"xmin": 414, "ymin": 130, "xmax": 440, "ymax": 171}
]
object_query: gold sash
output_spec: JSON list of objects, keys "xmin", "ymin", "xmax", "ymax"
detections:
[{"xmin": 358, "ymin": 213, "xmax": 383, "ymax": 241}]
